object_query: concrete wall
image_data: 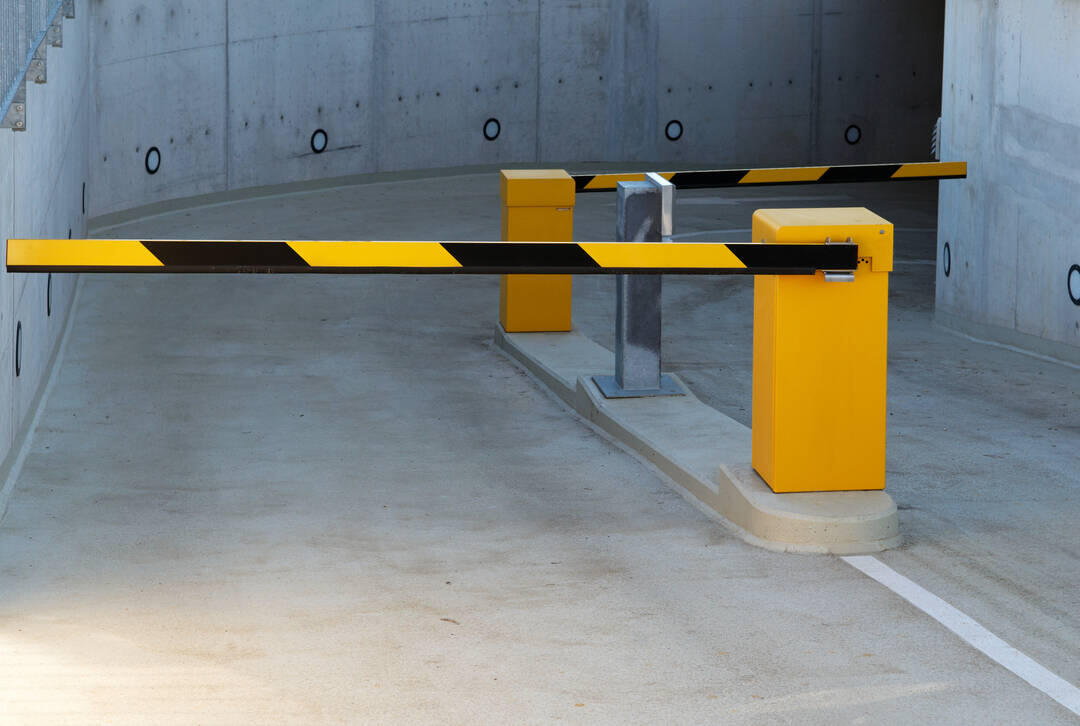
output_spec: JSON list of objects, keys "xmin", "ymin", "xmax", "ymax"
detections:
[
  {"xmin": 88, "ymin": 0, "xmax": 945, "ymax": 216},
  {"xmin": 937, "ymin": 0, "xmax": 1080, "ymax": 363},
  {"xmin": 0, "ymin": 8, "xmax": 88, "ymax": 502}
]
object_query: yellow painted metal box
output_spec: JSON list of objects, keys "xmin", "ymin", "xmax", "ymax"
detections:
[
  {"xmin": 751, "ymin": 208, "xmax": 893, "ymax": 492},
  {"xmin": 499, "ymin": 170, "xmax": 575, "ymax": 332}
]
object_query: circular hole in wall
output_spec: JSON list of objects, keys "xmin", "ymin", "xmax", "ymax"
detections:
[
  {"xmin": 15, "ymin": 322, "xmax": 22, "ymax": 378},
  {"xmin": 145, "ymin": 146, "xmax": 161, "ymax": 175},
  {"xmin": 483, "ymin": 118, "xmax": 501, "ymax": 141},
  {"xmin": 845, "ymin": 124, "xmax": 862, "ymax": 145},
  {"xmin": 311, "ymin": 129, "xmax": 328, "ymax": 154},
  {"xmin": 665, "ymin": 119, "xmax": 683, "ymax": 142},
  {"xmin": 943, "ymin": 242, "xmax": 952, "ymax": 277},
  {"xmin": 47, "ymin": 273, "xmax": 52, "ymax": 317},
  {"xmin": 1068, "ymin": 264, "xmax": 1080, "ymax": 306}
]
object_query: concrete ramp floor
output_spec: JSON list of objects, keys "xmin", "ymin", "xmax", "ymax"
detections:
[{"xmin": 0, "ymin": 172, "xmax": 1075, "ymax": 724}]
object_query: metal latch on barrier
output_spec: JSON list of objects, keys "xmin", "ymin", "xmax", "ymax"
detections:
[{"xmin": 823, "ymin": 237, "xmax": 858, "ymax": 282}]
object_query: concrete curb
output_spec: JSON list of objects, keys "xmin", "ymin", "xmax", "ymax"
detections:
[
  {"xmin": 495, "ymin": 326, "xmax": 901, "ymax": 555},
  {"xmin": 0, "ymin": 276, "xmax": 83, "ymax": 526}
]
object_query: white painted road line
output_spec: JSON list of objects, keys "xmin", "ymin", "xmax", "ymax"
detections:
[
  {"xmin": 843, "ymin": 555, "xmax": 1080, "ymax": 716},
  {"xmin": 671, "ymin": 229, "xmax": 751, "ymax": 239}
]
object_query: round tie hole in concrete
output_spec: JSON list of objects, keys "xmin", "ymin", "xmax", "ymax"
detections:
[
  {"xmin": 1068, "ymin": 264, "xmax": 1080, "ymax": 305},
  {"xmin": 665, "ymin": 119, "xmax": 683, "ymax": 141},
  {"xmin": 14, "ymin": 322, "xmax": 22, "ymax": 378},
  {"xmin": 483, "ymin": 118, "xmax": 501, "ymax": 141},
  {"xmin": 145, "ymin": 146, "xmax": 161, "ymax": 175},
  {"xmin": 845, "ymin": 124, "xmax": 862, "ymax": 145},
  {"xmin": 310, "ymin": 129, "xmax": 328, "ymax": 154},
  {"xmin": 943, "ymin": 242, "xmax": 952, "ymax": 277}
]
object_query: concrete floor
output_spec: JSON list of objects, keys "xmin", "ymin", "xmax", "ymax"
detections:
[{"xmin": 0, "ymin": 170, "xmax": 1076, "ymax": 724}]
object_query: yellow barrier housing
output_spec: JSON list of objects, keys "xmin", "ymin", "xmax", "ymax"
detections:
[
  {"xmin": 499, "ymin": 170, "xmax": 575, "ymax": 332},
  {"xmin": 751, "ymin": 208, "xmax": 892, "ymax": 493}
]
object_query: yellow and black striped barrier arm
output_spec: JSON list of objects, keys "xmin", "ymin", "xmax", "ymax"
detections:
[
  {"xmin": 572, "ymin": 161, "xmax": 967, "ymax": 192},
  {"xmin": 7, "ymin": 239, "xmax": 857, "ymax": 275}
]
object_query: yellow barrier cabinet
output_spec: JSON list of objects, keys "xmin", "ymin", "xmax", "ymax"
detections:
[
  {"xmin": 751, "ymin": 208, "xmax": 893, "ymax": 493},
  {"xmin": 499, "ymin": 170, "xmax": 575, "ymax": 332}
]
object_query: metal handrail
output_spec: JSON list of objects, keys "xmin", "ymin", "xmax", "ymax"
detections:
[{"xmin": 2, "ymin": 0, "xmax": 67, "ymax": 131}]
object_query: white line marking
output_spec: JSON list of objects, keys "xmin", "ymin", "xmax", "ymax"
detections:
[
  {"xmin": 843, "ymin": 555, "xmax": 1080, "ymax": 716},
  {"xmin": 939, "ymin": 328, "xmax": 1080, "ymax": 371},
  {"xmin": 671, "ymin": 228, "xmax": 751, "ymax": 240}
]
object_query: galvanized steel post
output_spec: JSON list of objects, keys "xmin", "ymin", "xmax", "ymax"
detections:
[
  {"xmin": 615, "ymin": 180, "xmax": 662, "ymax": 391},
  {"xmin": 593, "ymin": 174, "xmax": 683, "ymax": 398}
]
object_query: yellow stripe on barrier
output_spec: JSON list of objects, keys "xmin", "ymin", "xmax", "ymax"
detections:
[
  {"xmin": 7, "ymin": 239, "xmax": 164, "ymax": 268},
  {"xmin": 582, "ymin": 172, "xmax": 675, "ymax": 191},
  {"xmin": 739, "ymin": 167, "xmax": 828, "ymax": 185},
  {"xmin": 583, "ymin": 173, "xmax": 645, "ymax": 190},
  {"xmin": 891, "ymin": 161, "xmax": 967, "ymax": 178},
  {"xmin": 579, "ymin": 242, "xmax": 747, "ymax": 270},
  {"xmin": 288, "ymin": 241, "xmax": 462, "ymax": 268}
]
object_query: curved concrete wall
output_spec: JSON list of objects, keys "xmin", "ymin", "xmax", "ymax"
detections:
[
  {"xmin": 0, "ymin": 8, "xmax": 88, "ymax": 509},
  {"xmin": 88, "ymin": 0, "xmax": 945, "ymax": 216},
  {"xmin": 937, "ymin": 0, "xmax": 1080, "ymax": 363}
]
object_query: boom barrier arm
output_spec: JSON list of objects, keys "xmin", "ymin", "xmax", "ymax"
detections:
[
  {"xmin": 572, "ymin": 160, "xmax": 967, "ymax": 192},
  {"xmin": 6, "ymin": 239, "xmax": 857, "ymax": 276}
]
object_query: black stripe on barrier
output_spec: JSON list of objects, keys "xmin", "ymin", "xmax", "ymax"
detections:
[
  {"xmin": 573, "ymin": 176, "xmax": 596, "ymax": 193},
  {"xmin": 817, "ymin": 164, "xmax": 902, "ymax": 184},
  {"xmin": 142, "ymin": 241, "xmax": 311, "ymax": 271},
  {"xmin": 728, "ymin": 243, "xmax": 858, "ymax": 273},
  {"xmin": 666, "ymin": 170, "xmax": 749, "ymax": 190},
  {"xmin": 441, "ymin": 242, "xmax": 601, "ymax": 272}
]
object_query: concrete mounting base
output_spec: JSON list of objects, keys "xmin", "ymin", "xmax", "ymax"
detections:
[
  {"xmin": 591, "ymin": 374, "xmax": 685, "ymax": 399},
  {"xmin": 494, "ymin": 325, "xmax": 901, "ymax": 555}
]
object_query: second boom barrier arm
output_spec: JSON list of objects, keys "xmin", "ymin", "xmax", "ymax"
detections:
[{"xmin": 572, "ymin": 160, "xmax": 967, "ymax": 192}]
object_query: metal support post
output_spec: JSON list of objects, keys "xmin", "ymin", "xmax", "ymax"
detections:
[{"xmin": 593, "ymin": 174, "xmax": 683, "ymax": 398}]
